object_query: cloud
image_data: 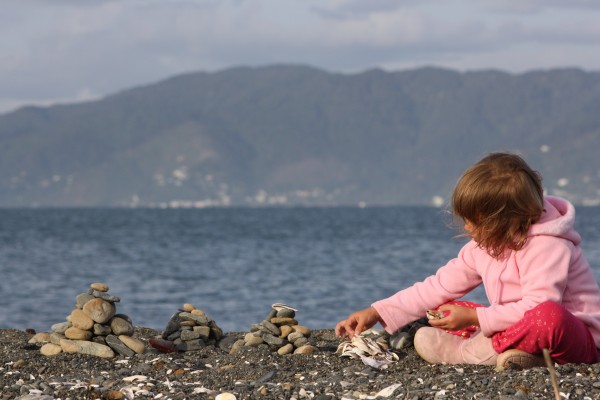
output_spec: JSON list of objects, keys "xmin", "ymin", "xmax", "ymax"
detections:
[
  {"xmin": 1, "ymin": 0, "xmax": 600, "ymax": 113},
  {"xmin": 482, "ymin": 0, "xmax": 600, "ymax": 14},
  {"xmin": 311, "ymin": 0, "xmax": 413, "ymax": 19}
]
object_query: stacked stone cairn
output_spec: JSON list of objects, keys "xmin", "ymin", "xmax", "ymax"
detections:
[
  {"xmin": 231, "ymin": 303, "xmax": 317, "ymax": 355},
  {"xmin": 149, "ymin": 303, "xmax": 224, "ymax": 353},
  {"xmin": 29, "ymin": 283, "xmax": 145, "ymax": 359}
]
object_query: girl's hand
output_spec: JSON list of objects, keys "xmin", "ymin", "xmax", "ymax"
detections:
[
  {"xmin": 427, "ymin": 304, "xmax": 479, "ymax": 331},
  {"xmin": 335, "ymin": 307, "xmax": 382, "ymax": 339}
]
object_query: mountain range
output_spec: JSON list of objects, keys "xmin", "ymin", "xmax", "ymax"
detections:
[{"xmin": 1, "ymin": 65, "xmax": 600, "ymax": 207}]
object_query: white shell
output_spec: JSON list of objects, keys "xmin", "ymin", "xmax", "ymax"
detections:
[
  {"xmin": 426, "ymin": 309, "xmax": 444, "ymax": 320},
  {"xmin": 271, "ymin": 303, "xmax": 298, "ymax": 312},
  {"xmin": 337, "ymin": 334, "xmax": 398, "ymax": 369}
]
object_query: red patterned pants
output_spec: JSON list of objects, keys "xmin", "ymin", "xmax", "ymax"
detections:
[{"xmin": 491, "ymin": 300, "xmax": 599, "ymax": 364}]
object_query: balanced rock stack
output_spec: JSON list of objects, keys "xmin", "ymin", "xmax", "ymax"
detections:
[
  {"xmin": 233, "ymin": 303, "xmax": 317, "ymax": 355},
  {"xmin": 29, "ymin": 283, "xmax": 145, "ymax": 359},
  {"xmin": 149, "ymin": 303, "xmax": 224, "ymax": 353}
]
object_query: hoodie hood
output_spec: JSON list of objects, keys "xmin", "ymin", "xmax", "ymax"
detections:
[{"xmin": 528, "ymin": 196, "xmax": 581, "ymax": 245}]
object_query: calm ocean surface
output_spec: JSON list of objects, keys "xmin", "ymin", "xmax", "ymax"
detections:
[{"xmin": 2, "ymin": 206, "xmax": 600, "ymax": 333}]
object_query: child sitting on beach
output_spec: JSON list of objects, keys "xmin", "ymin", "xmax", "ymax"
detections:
[{"xmin": 336, "ymin": 152, "xmax": 600, "ymax": 369}]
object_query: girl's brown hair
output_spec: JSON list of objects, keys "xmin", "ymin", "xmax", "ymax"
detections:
[{"xmin": 451, "ymin": 152, "xmax": 544, "ymax": 258}]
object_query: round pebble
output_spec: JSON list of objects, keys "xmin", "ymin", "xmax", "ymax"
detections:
[
  {"xmin": 110, "ymin": 316, "xmax": 134, "ymax": 336},
  {"xmin": 70, "ymin": 308, "xmax": 94, "ymax": 330},
  {"xmin": 106, "ymin": 390, "xmax": 124, "ymax": 400},
  {"xmin": 293, "ymin": 337, "xmax": 309, "ymax": 348},
  {"xmin": 230, "ymin": 339, "xmax": 245, "ymax": 354},
  {"xmin": 292, "ymin": 325, "xmax": 311, "ymax": 336},
  {"xmin": 215, "ymin": 393, "xmax": 236, "ymax": 400},
  {"xmin": 28, "ymin": 332, "xmax": 51, "ymax": 344},
  {"xmin": 277, "ymin": 343, "xmax": 294, "ymax": 355},
  {"xmin": 64, "ymin": 327, "xmax": 93, "ymax": 341},
  {"xmin": 244, "ymin": 334, "xmax": 264, "ymax": 346},
  {"xmin": 40, "ymin": 343, "xmax": 63, "ymax": 356},
  {"xmin": 287, "ymin": 331, "xmax": 304, "ymax": 343},
  {"xmin": 293, "ymin": 345, "xmax": 317, "ymax": 354},
  {"xmin": 280, "ymin": 325, "xmax": 293, "ymax": 338},
  {"xmin": 83, "ymin": 298, "xmax": 116, "ymax": 324},
  {"xmin": 93, "ymin": 323, "xmax": 112, "ymax": 336},
  {"xmin": 90, "ymin": 282, "xmax": 109, "ymax": 292},
  {"xmin": 182, "ymin": 303, "xmax": 195, "ymax": 312}
]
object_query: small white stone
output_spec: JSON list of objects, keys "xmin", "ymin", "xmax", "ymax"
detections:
[{"xmin": 215, "ymin": 393, "xmax": 237, "ymax": 400}]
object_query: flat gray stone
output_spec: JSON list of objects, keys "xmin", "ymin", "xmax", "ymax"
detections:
[
  {"xmin": 194, "ymin": 325, "xmax": 211, "ymax": 340},
  {"xmin": 261, "ymin": 320, "xmax": 281, "ymax": 336},
  {"xmin": 51, "ymin": 321, "xmax": 71, "ymax": 334},
  {"xmin": 60, "ymin": 338, "xmax": 114, "ymax": 358},
  {"xmin": 262, "ymin": 333, "xmax": 285, "ymax": 347},
  {"xmin": 178, "ymin": 312, "xmax": 209, "ymax": 326},
  {"xmin": 180, "ymin": 329, "xmax": 200, "ymax": 341},
  {"xmin": 88, "ymin": 289, "xmax": 120, "ymax": 302},
  {"xmin": 176, "ymin": 339, "xmax": 205, "ymax": 351},
  {"xmin": 105, "ymin": 334, "xmax": 134, "ymax": 357}
]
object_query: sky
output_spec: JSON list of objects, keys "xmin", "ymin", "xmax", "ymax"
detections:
[{"xmin": 2, "ymin": 0, "xmax": 600, "ymax": 114}]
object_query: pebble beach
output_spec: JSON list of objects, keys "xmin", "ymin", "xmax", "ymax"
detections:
[
  {"xmin": 3, "ymin": 326, "xmax": 600, "ymax": 400},
  {"xmin": 2, "ymin": 283, "xmax": 600, "ymax": 399}
]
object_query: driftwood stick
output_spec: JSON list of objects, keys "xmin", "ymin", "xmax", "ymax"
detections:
[{"xmin": 543, "ymin": 348, "xmax": 560, "ymax": 400}]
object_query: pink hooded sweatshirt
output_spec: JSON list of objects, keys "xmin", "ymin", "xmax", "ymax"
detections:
[{"xmin": 372, "ymin": 196, "xmax": 600, "ymax": 347}]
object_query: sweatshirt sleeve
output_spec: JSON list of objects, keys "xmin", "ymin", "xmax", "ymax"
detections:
[
  {"xmin": 476, "ymin": 236, "xmax": 571, "ymax": 337},
  {"xmin": 372, "ymin": 242, "xmax": 483, "ymax": 333}
]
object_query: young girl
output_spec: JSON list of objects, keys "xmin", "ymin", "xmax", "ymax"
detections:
[{"xmin": 336, "ymin": 152, "xmax": 600, "ymax": 368}]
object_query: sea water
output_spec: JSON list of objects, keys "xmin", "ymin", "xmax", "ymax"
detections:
[{"xmin": 1, "ymin": 206, "xmax": 600, "ymax": 333}]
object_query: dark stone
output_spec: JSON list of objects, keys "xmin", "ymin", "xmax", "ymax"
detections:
[
  {"xmin": 162, "ymin": 313, "xmax": 184, "ymax": 339},
  {"xmin": 276, "ymin": 309, "xmax": 296, "ymax": 319}
]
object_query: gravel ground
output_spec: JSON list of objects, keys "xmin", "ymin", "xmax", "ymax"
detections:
[{"xmin": 2, "ymin": 327, "xmax": 600, "ymax": 399}]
